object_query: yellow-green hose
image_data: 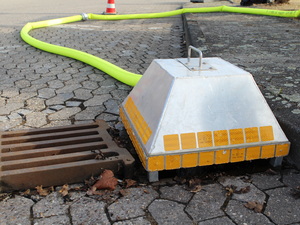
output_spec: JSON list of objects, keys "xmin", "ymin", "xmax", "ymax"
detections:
[{"xmin": 20, "ymin": 6, "xmax": 300, "ymax": 86}]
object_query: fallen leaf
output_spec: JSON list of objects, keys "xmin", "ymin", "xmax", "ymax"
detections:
[
  {"xmin": 143, "ymin": 189, "xmax": 150, "ymax": 194},
  {"xmin": 226, "ymin": 185, "xmax": 237, "ymax": 197},
  {"xmin": 36, "ymin": 185, "xmax": 52, "ymax": 196},
  {"xmin": 59, "ymin": 184, "xmax": 69, "ymax": 197},
  {"xmin": 119, "ymin": 189, "xmax": 128, "ymax": 196},
  {"xmin": 244, "ymin": 201, "xmax": 263, "ymax": 213},
  {"xmin": 90, "ymin": 170, "xmax": 118, "ymax": 192},
  {"xmin": 21, "ymin": 189, "xmax": 31, "ymax": 196},
  {"xmin": 124, "ymin": 179, "xmax": 137, "ymax": 188},
  {"xmin": 235, "ymin": 186, "xmax": 251, "ymax": 194}
]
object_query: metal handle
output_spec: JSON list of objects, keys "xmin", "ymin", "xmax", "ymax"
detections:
[{"xmin": 187, "ymin": 45, "xmax": 203, "ymax": 70}]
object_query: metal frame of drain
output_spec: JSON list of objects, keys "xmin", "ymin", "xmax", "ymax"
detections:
[{"xmin": 0, "ymin": 120, "xmax": 134, "ymax": 192}]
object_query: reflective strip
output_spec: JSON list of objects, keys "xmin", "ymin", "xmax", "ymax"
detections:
[
  {"xmin": 261, "ymin": 145, "xmax": 275, "ymax": 158},
  {"xmin": 215, "ymin": 149, "xmax": 230, "ymax": 164},
  {"xmin": 163, "ymin": 134, "xmax": 180, "ymax": 151},
  {"xmin": 260, "ymin": 126, "xmax": 274, "ymax": 142},
  {"xmin": 214, "ymin": 130, "xmax": 229, "ymax": 146},
  {"xmin": 246, "ymin": 146, "xmax": 261, "ymax": 160},
  {"xmin": 275, "ymin": 143, "xmax": 289, "ymax": 156},
  {"xmin": 107, "ymin": 4, "xmax": 115, "ymax": 8},
  {"xmin": 199, "ymin": 151, "xmax": 214, "ymax": 166},
  {"xmin": 245, "ymin": 127, "xmax": 259, "ymax": 143},
  {"xmin": 197, "ymin": 131, "xmax": 213, "ymax": 148},
  {"xmin": 148, "ymin": 156, "xmax": 164, "ymax": 171},
  {"xmin": 231, "ymin": 148, "xmax": 245, "ymax": 162},
  {"xmin": 165, "ymin": 155, "xmax": 181, "ymax": 170},
  {"xmin": 229, "ymin": 128, "xmax": 244, "ymax": 145},
  {"xmin": 124, "ymin": 97, "xmax": 152, "ymax": 144},
  {"xmin": 182, "ymin": 153, "xmax": 198, "ymax": 168},
  {"xmin": 181, "ymin": 133, "xmax": 196, "ymax": 149}
]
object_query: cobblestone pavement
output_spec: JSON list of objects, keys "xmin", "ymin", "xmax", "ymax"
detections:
[{"xmin": 1, "ymin": 0, "xmax": 300, "ymax": 224}]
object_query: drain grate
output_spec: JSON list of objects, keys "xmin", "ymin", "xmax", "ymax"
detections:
[{"xmin": 0, "ymin": 120, "xmax": 134, "ymax": 192}]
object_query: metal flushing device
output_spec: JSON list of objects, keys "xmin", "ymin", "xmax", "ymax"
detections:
[{"xmin": 120, "ymin": 46, "xmax": 290, "ymax": 181}]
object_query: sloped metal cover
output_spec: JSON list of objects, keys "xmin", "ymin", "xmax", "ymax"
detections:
[{"xmin": 122, "ymin": 57, "xmax": 289, "ymax": 158}]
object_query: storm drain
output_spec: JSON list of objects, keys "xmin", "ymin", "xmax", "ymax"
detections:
[{"xmin": 0, "ymin": 120, "xmax": 134, "ymax": 192}]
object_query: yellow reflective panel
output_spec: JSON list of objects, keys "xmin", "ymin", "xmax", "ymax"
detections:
[
  {"xmin": 182, "ymin": 153, "xmax": 198, "ymax": 168},
  {"xmin": 199, "ymin": 151, "xmax": 214, "ymax": 166},
  {"xmin": 214, "ymin": 130, "xmax": 229, "ymax": 146},
  {"xmin": 261, "ymin": 145, "xmax": 275, "ymax": 158},
  {"xmin": 260, "ymin": 126, "xmax": 274, "ymax": 142},
  {"xmin": 165, "ymin": 155, "xmax": 181, "ymax": 170},
  {"xmin": 215, "ymin": 150, "xmax": 230, "ymax": 164},
  {"xmin": 246, "ymin": 146, "xmax": 261, "ymax": 160},
  {"xmin": 229, "ymin": 128, "xmax": 244, "ymax": 145},
  {"xmin": 148, "ymin": 156, "xmax": 164, "ymax": 171},
  {"xmin": 197, "ymin": 131, "xmax": 213, "ymax": 148},
  {"xmin": 276, "ymin": 143, "xmax": 290, "ymax": 157},
  {"xmin": 231, "ymin": 148, "xmax": 245, "ymax": 162},
  {"xmin": 163, "ymin": 134, "xmax": 180, "ymax": 151},
  {"xmin": 245, "ymin": 127, "xmax": 259, "ymax": 143},
  {"xmin": 181, "ymin": 133, "xmax": 197, "ymax": 150}
]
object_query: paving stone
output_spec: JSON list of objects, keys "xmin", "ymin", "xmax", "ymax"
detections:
[
  {"xmin": 113, "ymin": 217, "xmax": 151, "ymax": 225},
  {"xmin": 160, "ymin": 185, "xmax": 193, "ymax": 204},
  {"xmin": 38, "ymin": 88, "xmax": 56, "ymax": 99},
  {"xmin": 25, "ymin": 112, "xmax": 48, "ymax": 127},
  {"xmin": 81, "ymin": 80, "xmax": 99, "ymax": 90},
  {"xmin": 74, "ymin": 106, "xmax": 104, "ymax": 120},
  {"xmin": 185, "ymin": 183, "xmax": 226, "ymax": 222},
  {"xmin": 108, "ymin": 187, "xmax": 159, "ymax": 221},
  {"xmin": 47, "ymin": 80, "xmax": 64, "ymax": 89},
  {"xmin": 0, "ymin": 102, "xmax": 24, "ymax": 115},
  {"xmin": 251, "ymin": 173, "xmax": 283, "ymax": 190},
  {"xmin": 57, "ymin": 73, "xmax": 72, "ymax": 81},
  {"xmin": 84, "ymin": 94, "xmax": 111, "ymax": 107},
  {"xmin": 33, "ymin": 192, "xmax": 69, "ymax": 218},
  {"xmin": 49, "ymin": 105, "xmax": 65, "ymax": 111},
  {"xmin": 225, "ymin": 200, "xmax": 274, "ymax": 225},
  {"xmin": 104, "ymin": 99, "xmax": 120, "ymax": 115},
  {"xmin": 48, "ymin": 107, "xmax": 81, "ymax": 120},
  {"xmin": 74, "ymin": 88, "xmax": 93, "ymax": 100},
  {"xmin": 8, "ymin": 112, "xmax": 23, "ymax": 121},
  {"xmin": 65, "ymin": 101, "xmax": 82, "ymax": 107},
  {"xmin": 0, "ymin": 196, "xmax": 34, "ymax": 225},
  {"xmin": 96, "ymin": 112, "xmax": 119, "ymax": 122},
  {"xmin": 219, "ymin": 176, "xmax": 266, "ymax": 204},
  {"xmin": 110, "ymin": 89, "xmax": 130, "ymax": 101},
  {"xmin": 56, "ymin": 84, "xmax": 81, "ymax": 94},
  {"xmin": 42, "ymin": 120, "xmax": 72, "ymax": 127},
  {"xmin": 265, "ymin": 187, "xmax": 300, "ymax": 224},
  {"xmin": 70, "ymin": 197, "xmax": 110, "ymax": 225},
  {"xmin": 26, "ymin": 98, "xmax": 46, "ymax": 111},
  {"xmin": 282, "ymin": 170, "xmax": 300, "ymax": 189},
  {"xmin": 8, "ymin": 92, "xmax": 37, "ymax": 103},
  {"xmin": 148, "ymin": 199, "xmax": 193, "ymax": 225},
  {"xmin": 198, "ymin": 216, "xmax": 235, "ymax": 225},
  {"xmin": 46, "ymin": 93, "xmax": 74, "ymax": 105},
  {"xmin": 1, "ymin": 87, "xmax": 19, "ymax": 98},
  {"xmin": 92, "ymin": 85, "xmax": 117, "ymax": 95},
  {"xmin": 15, "ymin": 79, "xmax": 31, "ymax": 88},
  {"xmin": 33, "ymin": 215, "xmax": 71, "ymax": 225}
]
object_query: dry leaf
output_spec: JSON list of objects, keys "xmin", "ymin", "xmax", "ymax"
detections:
[
  {"xmin": 143, "ymin": 189, "xmax": 150, "ymax": 194},
  {"xmin": 36, "ymin": 185, "xmax": 51, "ymax": 196},
  {"xmin": 119, "ymin": 189, "xmax": 128, "ymax": 196},
  {"xmin": 226, "ymin": 185, "xmax": 237, "ymax": 197},
  {"xmin": 124, "ymin": 179, "xmax": 137, "ymax": 188},
  {"xmin": 235, "ymin": 186, "xmax": 251, "ymax": 194},
  {"xmin": 59, "ymin": 184, "xmax": 69, "ymax": 197},
  {"xmin": 244, "ymin": 201, "xmax": 263, "ymax": 213},
  {"xmin": 21, "ymin": 189, "xmax": 31, "ymax": 196},
  {"xmin": 91, "ymin": 170, "xmax": 118, "ymax": 191}
]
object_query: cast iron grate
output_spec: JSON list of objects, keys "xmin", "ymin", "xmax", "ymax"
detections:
[{"xmin": 0, "ymin": 120, "xmax": 134, "ymax": 192}]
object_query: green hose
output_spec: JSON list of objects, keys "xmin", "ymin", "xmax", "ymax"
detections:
[{"xmin": 20, "ymin": 6, "xmax": 300, "ymax": 86}]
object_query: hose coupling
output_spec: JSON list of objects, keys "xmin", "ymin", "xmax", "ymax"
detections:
[{"xmin": 81, "ymin": 13, "xmax": 89, "ymax": 21}]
